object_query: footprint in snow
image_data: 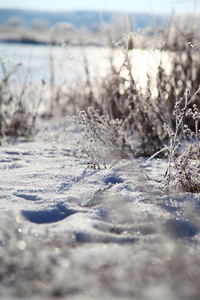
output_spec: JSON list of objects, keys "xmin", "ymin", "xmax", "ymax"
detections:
[{"xmin": 14, "ymin": 193, "xmax": 41, "ymax": 201}]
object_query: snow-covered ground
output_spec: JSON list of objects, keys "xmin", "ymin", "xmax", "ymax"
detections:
[{"xmin": 1, "ymin": 119, "xmax": 200, "ymax": 300}]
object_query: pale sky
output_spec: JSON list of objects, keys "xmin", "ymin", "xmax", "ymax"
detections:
[{"xmin": 0, "ymin": 0, "xmax": 199, "ymax": 15}]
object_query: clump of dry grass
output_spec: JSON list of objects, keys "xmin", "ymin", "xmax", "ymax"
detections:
[
  {"xmin": 0, "ymin": 56, "xmax": 42, "ymax": 144},
  {"xmin": 68, "ymin": 34, "xmax": 170, "ymax": 160},
  {"xmin": 155, "ymin": 13, "xmax": 200, "ymax": 115}
]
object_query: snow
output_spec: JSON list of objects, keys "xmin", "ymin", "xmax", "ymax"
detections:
[{"xmin": 1, "ymin": 119, "xmax": 200, "ymax": 299}]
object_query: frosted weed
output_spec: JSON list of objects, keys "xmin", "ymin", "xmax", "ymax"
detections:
[
  {"xmin": 72, "ymin": 106, "xmax": 134, "ymax": 169},
  {"xmin": 162, "ymin": 87, "xmax": 200, "ymax": 192}
]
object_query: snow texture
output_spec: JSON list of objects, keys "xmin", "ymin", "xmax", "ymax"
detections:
[{"xmin": 1, "ymin": 122, "xmax": 200, "ymax": 300}]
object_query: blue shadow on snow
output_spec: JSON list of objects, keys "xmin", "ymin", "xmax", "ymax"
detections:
[{"xmin": 22, "ymin": 207, "xmax": 77, "ymax": 224}]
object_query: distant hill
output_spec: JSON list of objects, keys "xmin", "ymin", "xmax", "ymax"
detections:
[{"xmin": 0, "ymin": 9, "xmax": 167, "ymax": 32}]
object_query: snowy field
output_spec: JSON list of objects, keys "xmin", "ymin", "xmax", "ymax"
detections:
[
  {"xmin": 1, "ymin": 119, "xmax": 200, "ymax": 300},
  {"xmin": 1, "ymin": 41, "xmax": 200, "ymax": 299}
]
